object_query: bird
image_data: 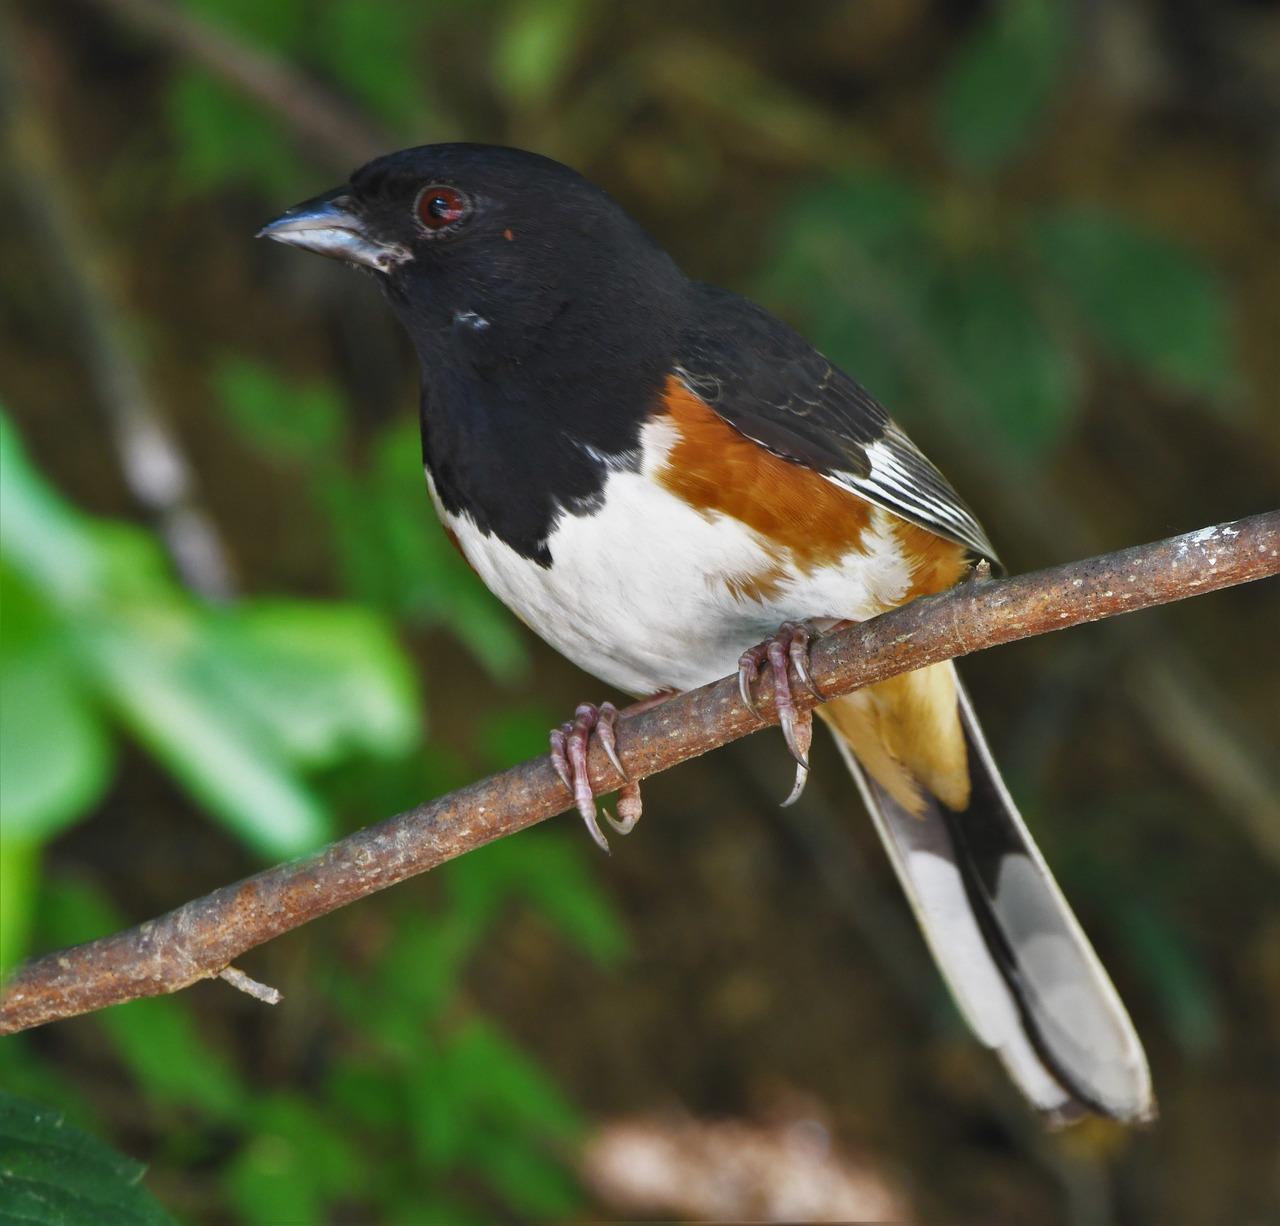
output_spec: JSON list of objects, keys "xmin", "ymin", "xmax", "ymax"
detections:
[{"xmin": 260, "ymin": 143, "xmax": 1154, "ymax": 1125}]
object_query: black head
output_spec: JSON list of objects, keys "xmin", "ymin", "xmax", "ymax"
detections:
[
  {"xmin": 261, "ymin": 144, "xmax": 691, "ymax": 562},
  {"xmin": 259, "ymin": 143, "xmax": 688, "ymax": 368}
]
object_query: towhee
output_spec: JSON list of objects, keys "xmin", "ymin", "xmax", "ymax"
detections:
[{"xmin": 261, "ymin": 144, "xmax": 1154, "ymax": 1124}]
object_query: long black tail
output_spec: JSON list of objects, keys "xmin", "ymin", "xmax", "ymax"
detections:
[{"xmin": 829, "ymin": 670, "xmax": 1155, "ymax": 1124}]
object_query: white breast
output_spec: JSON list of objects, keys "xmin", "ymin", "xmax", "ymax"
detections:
[{"xmin": 430, "ymin": 417, "xmax": 914, "ymax": 697}]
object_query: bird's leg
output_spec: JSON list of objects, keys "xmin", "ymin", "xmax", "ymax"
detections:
[
  {"xmin": 550, "ymin": 695, "xmax": 669, "ymax": 852},
  {"xmin": 738, "ymin": 620, "xmax": 826, "ymax": 807}
]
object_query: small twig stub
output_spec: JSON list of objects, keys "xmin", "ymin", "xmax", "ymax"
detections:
[{"xmin": 218, "ymin": 966, "xmax": 282, "ymax": 1006}]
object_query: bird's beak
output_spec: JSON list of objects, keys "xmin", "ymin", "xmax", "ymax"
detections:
[{"xmin": 257, "ymin": 191, "xmax": 410, "ymax": 272}]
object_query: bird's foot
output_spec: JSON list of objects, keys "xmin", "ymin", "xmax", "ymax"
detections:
[
  {"xmin": 738, "ymin": 620, "xmax": 824, "ymax": 807},
  {"xmin": 549, "ymin": 702, "xmax": 642, "ymax": 853}
]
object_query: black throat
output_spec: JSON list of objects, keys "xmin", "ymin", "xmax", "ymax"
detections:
[{"xmin": 406, "ymin": 271, "xmax": 688, "ymax": 566}]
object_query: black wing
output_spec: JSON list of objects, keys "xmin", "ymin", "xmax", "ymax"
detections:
[{"xmin": 677, "ymin": 284, "xmax": 999, "ymax": 565}]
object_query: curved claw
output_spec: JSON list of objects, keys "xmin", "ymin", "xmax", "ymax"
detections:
[
  {"xmin": 780, "ymin": 761, "xmax": 809, "ymax": 808},
  {"xmin": 549, "ymin": 727, "xmax": 573, "ymax": 790},
  {"xmin": 597, "ymin": 701, "xmax": 629, "ymax": 782},
  {"xmin": 739, "ymin": 619, "xmax": 823, "ymax": 807},
  {"xmin": 788, "ymin": 626, "xmax": 824, "ymax": 702},
  {"xmin": 564, "ymin": 706, "xmax": 611, "ymax": 853},
  {"xmin": 767, "ymin": 639, "xmax": 810, "ymax": 769},
  {"xmin": 737, "ymin": 652, "xmax": 763, "ymax": 719},
  {"xmin": 549, "ymin": 701, "xmax": 644, "ymax": 852},
  {"xmin": 604, "ymin": 781, "xmax": 643, "ymax": 835}
]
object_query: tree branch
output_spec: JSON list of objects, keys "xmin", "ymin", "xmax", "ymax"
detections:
[{"xmin": 3, "ymin": 513, "xmax": 1276, "ymax": 1034}]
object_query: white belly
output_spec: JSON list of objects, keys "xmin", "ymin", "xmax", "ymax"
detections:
[{"xmin": 431, "ymin": 418, "xmax": 915, "ymax": 696}]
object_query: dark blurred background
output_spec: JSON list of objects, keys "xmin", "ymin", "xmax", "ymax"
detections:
[{"xmin": 1, "ymin": 1, "xmax": 1277, "ymax": 1222}]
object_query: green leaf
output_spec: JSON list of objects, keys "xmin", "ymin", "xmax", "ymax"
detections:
[
  {"xmin": 0, "ymin": 413, "xmax": 100, "ymax": 607},
  {"xmin": 937, "ymin": 0, "xmax": 1069, "ymax": 172},
  {"xmin": 208, "ymin": 601, "xmax": 424, "ymax": 767},
  {"xmin": 0, "ymin": 1092, "xmax": 173, "ymax": 1225},
  {"xmin": 87, "ymin": 619, "xmax": 331, "ymax": 858},
  {"xmin": 214, "ymin": 358, "xmax": 344, "ymax": 463},
  {"xmin": 929, "ymin": 258, "xmax": 1080, "ymax": 455},
  {"xmin": 0, "ymin": 571, "xmax": 112, "ymax": 842},
  {"xmin": 1034, "ymin": 207, "xmax": 1232, "ymax": 397},
  {"xmin": 0, "ymin": 411, "xmax": 430, "ymax": 860}
]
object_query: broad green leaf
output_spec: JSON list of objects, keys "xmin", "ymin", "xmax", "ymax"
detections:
[
  {"xmin": 0, "ymin": 1092, "xmax": 173, "ymax": 1225},
  {"xmin": 0, "ymin": 413, "xmax": 99, "ymax": 607},
  {"xmin": 214, "ymin": 358, "xmax": 343, "ymax": 463},
  {"xmin": 1034, "ymin": 208, "xmax": 1232, "ymax": 397},
  {"xmin": 937, "ymin": 0, "xmax": 1069, "ymax": 172},
  {"xmin": 207, "ymin": 601, "xmax": 423, "ymax": 767},
  {"xmin": 87, "ymin": 620, "xmax": 331, "ymax": 858},
  {"xmin": 929, "ymin": 258, "xmax": 1080, "ymax": 455},
  {"xmin": 0, "ymin": 572, "xmax": 112, "ymax": 842}
]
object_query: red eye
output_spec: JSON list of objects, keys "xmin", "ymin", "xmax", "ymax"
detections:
[{"xmin": 416, "ymin": 185, "xmax": 469, "ymax": 231}]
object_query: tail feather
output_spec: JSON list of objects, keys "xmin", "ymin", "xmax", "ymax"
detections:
[{"xmin": 823, "ymin": 667, "xmax": 1155, "ymax": 1124}]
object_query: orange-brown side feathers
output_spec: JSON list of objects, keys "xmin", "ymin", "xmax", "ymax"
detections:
[
  {"xmin": 656, "ymin": 376, "xmax": 871, "ymax": 575},
  {"xmin": 891, "ymin": 519, "xmax": 971, "ymax": 602},
  {"xmin": 655, "ymin": 374, "xmax": 973, "ymax": 814},
  {"xmin": 720, "ymin": 563, "xmax": 790, "ymax": 605}
]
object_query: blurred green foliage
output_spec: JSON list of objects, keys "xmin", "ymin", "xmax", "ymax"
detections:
[
  {"xmin": 0, "ymin": 407, "xmax": 421, "ymax": 877},
  {"xmin": 2, "ymin": 0, "xmax": 1275, "ymax": 1221}
]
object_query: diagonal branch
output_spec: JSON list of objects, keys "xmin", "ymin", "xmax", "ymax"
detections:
[{"xmin": 3, "ymin": 512, "xmax": 1276, "ymax": 1034}]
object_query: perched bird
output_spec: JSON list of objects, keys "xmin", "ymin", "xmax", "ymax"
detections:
[{"xmin": 260, "ymin": 144, "xmax": 1154, "ymax": 1124}]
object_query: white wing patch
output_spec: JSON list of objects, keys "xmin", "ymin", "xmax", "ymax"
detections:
[{"xmin": 831, "ymin": 434, "xmax": 997, "ymax": 563}]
